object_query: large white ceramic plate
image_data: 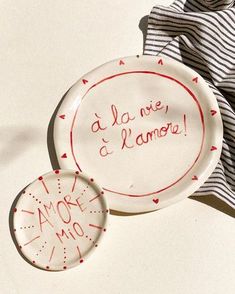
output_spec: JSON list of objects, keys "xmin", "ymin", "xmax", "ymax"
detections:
[{"xmin": 53, "ymin": 55, "xmax": 223, "ymax": 213}]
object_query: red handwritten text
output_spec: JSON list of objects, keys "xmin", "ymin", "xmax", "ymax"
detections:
[
  {"xmin": 99, "ymin": 138, "xmax": 113, "ymax": 157},
  {"xmin": 37, "ymin": 195, "xmax": 87, "ymax": 243},
  {"xmin": 121, "ymin": 115, "xmax": 186, "ymax": 150},
  {"xmin": 89, "ymin": 99, "xmax": 187, "ymax": 159},
  {"xmin": 56, "ymin": 222, "xmax": 84, "ymax": 244},
  {"xmin": 111, "ymin": 104, "xmax": 135, "ymax": 126},
  {"xmin": 140, "ymin": 100, "xmax": 165, "ymax": 117},
  {"xmin": 121, "ymin": 128, "xmax": 134, "ymax": 150},
  {"xmin": 91, "ymin": 113, "xmax": 107, "ymax": 133}
]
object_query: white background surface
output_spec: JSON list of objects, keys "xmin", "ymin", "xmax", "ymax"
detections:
[{"xmin": 0, "ymin": 1, "xmax": 234, "ymax": 293}]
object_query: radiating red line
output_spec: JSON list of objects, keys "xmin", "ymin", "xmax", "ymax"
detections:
[
  {"xmin": 89, "ymin": 193, "xmax": 101, "ymax": 203},
  {"xmin": 184, "ymin": 114, "xmax": 187, "ymax": 135},
  {"xmin": 41, "ymin": 180, "xmax": 49, "ymax": 194},
  {"xmin": 89, "ymin": 224, "xmax": 103, "ymax": 230},
  {"xmin": 77, "ymin": 245, "xmax": 82, "ymax": 259},
  {"xmin": 21, "ymin": 209, "xmax": 34, "ymax": 215},
  {"xmin": 23, "ymin": 235, "xmax": 40, "ymax": 246},
  {"xmin": 49, "ymin": 246, "xmax": 55, "ymax": 262},
  {"xmin": 71, "ymin": 176, "xmax": 77, "ymax": 192}
]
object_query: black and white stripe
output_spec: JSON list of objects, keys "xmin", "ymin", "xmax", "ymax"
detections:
[{"xmin": 144, "ymin": 0, "xmax": 235, "ymax": 208}]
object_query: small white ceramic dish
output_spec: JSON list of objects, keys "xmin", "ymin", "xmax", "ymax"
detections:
[
  {"xmin": 53, "ymin": 55, "xmax": 223, "ymax": 213},
  {"xmin": 13, "ymin": 170, "xmax": 108, "ymax": 271}
]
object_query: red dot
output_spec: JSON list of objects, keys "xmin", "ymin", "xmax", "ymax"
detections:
[
  {"xmin": 75, "ymin": 171, "xmax": 79, "ymax": 175},
  {"xmin": 14, "ymin": 208, "xmax": 17, "ymax": 213},
  {"xmin": 80, "ymin": 259, "xmax": 84, "ymax": 263},
  {"xmin": 32, "ymin": 261, "xmax": 35, "ymax": 264},
  {"xmin": 90, "ymin": 178, "xmax": 94, "ymax": 182},
  {"xmin": 64, "ymin": 256, "xmax": 66, "ymax": 259},
  {"xmin": 106, "ymin": 209, "xmax": 109, "ymax": 213},
  {"xmin": 38, "ymin": 176, "xmax": 43, "ymax": 181},
  {"xmin": 55, "ymin": 170, "xmax": 59, "ymax": 174},
  {"xmin": 63, "ymin": 266, "xmax": 67, "ymax": 270},
  {"xmin": 22, "ymin": 191, "xmax": 26, "ymax": 194},
  {"xmin": 19, "ymin": 246, "xmax": 22, "ymax": 249},
  {"xmin": 103, "ymin": 228, "xmax": 106, "ymax": 232},
  {"xmin": 101, "ymin": 191, "xmax": 104, "ymax": 195},
  {"xmin": 46, "ymin": 266, "xmax": 49, "ymax": 269}
]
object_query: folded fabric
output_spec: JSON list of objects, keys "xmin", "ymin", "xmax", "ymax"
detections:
[{"xmin": 144, "ymin": 0, "xmax": 235, "ymax": 208}]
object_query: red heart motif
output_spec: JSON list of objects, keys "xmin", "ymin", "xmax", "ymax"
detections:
[
  {"xmin": 61, "ymin": 153, "xmax": 67, "ymax": 159},
  {"xmin": 192, "ymin": 176, "xmax": 198, "ymax": 180},
  {"xmin": 119, "ymin": 60, "xmax": 125, "ymax": 65},
  {"xmin": 153, "ymin": 198, "xmax": 159, "ymax": 204},
  {"xmin": 158, "ymin": 59, "xmax": 163, "ymax": 65},
  {"xmin": 59, "ymin": 114, "xmax": 65, "ymax": 119},
  {"xmin": 210, "ymin": 110, "xmax": 217, "ymax": 116},
  {"xmin": 210, "ymin": 146, "xmax": 217, "ymax": 151},
  {"xmin": 82, "ymin": 79, "xmax": 88, "ymax": 85},
  {"xmin": 192, "ymin": 77, "xmax": 198, "ymax": 83}
]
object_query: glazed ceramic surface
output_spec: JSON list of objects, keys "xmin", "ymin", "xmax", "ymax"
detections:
[
  {"xmin": 13, "ymin": 170, "xmax": 108, "ymax": 271},
  {"xmin": 53, "ymin": 55, "xmax": 223, "ymax": 213}
]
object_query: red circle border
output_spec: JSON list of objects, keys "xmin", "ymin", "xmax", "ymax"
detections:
[{"xmin": 70, "ymin": 71, "xmax": 205, "ymax": 197}]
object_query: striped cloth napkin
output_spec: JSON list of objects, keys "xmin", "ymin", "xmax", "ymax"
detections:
[{"xmin": 144, "ymin": 0, "xmax": 235, "ymax": 208}]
